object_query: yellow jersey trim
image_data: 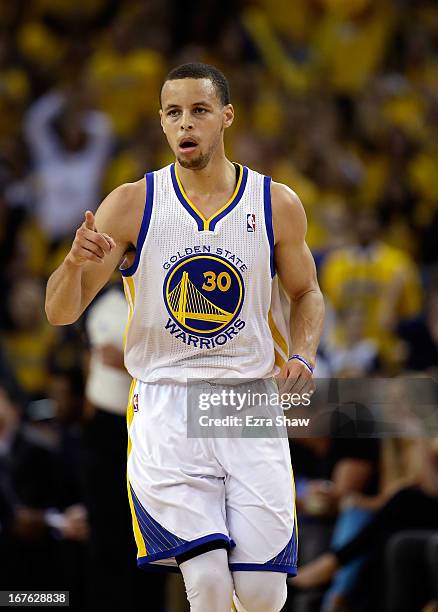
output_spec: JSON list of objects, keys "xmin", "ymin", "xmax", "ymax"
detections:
[{"xmin": 174, "ymin": 163, "xmax": 244, "ymax": 231}]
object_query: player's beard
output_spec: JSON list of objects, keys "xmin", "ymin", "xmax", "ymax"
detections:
[
  {"xmin": 176, "ymin": 128, "xmax": 222, "ymax": 170},
  {"xmin": 177, "ymin": 149, "xmax": 211, "ymax": 170}
]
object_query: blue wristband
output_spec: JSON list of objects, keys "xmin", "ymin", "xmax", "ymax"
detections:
[{"xmin": 288, "ymin": 354, "xmax": 314, "ymax": 374}]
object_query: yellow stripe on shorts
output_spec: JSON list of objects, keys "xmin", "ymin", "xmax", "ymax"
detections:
[{"xmin": 126, "ymin": 378, "xmax": 147, "ymax": 557}]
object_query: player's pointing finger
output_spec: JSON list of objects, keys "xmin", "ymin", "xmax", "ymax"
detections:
[{"xmin": 84, "ymin": 211, "xmax": 96, "ymax": 231}]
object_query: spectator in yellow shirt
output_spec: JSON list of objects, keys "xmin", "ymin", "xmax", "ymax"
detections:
[
  {"xmin": 321, "ymin": 209, "xmax": 422, "ymax": 370},
  {"xmin": 86, "ymin": 15, "xmax": 165, "ymax": 138}
]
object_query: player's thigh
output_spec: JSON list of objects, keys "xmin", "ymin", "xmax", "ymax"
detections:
[
  {"xmin": 127, "ymin": 380, "xmax": 228, "ymax": 541},
  {"xmin": 222, "ymin": 436, "xmax": 297, "ymax": 573}
]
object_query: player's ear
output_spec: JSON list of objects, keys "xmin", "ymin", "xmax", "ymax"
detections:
[
  {"xmin": 159, "ymin": 109, "xmax": 166, "ymax": 134},
  {"xmin": 223, "ymin": 104, "xmax": 234, "ymax": 130}
]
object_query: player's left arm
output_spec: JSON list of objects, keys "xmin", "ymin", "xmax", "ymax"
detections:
[{"xmin": 271, "ymin": 181, "xmax": 325, "ymax": 394}]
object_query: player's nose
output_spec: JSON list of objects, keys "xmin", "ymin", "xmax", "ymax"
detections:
[{"xmin": 180, "ymin": 111, "xmax": 193, "ymax": 130}]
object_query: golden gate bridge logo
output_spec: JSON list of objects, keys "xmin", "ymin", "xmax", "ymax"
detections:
[
  {"xmin": 163, "ymin": 254, "xmax": 244, "ymax": 337},
  {"xmin": 168, "ymin": 271, "xmax": 233, "ymax": 325}
]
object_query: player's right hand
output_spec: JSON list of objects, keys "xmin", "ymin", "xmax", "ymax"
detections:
[{"xmin": 66, "ymin": 211, "xmax": 116, "ymax": 266}]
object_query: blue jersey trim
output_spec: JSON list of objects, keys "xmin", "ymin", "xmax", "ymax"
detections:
[
  {"xmin": 229, "ymin": 525, "xmax": 298, "ymax": 576},
  {"xmin": 137, "ymin": 533, "xmax": 234, "ymax": 566},
  {"xmin": 130, "ymin": 484, "xmax": 186, "ymax": 552},
  {"xmin": 229, "ymin": 563, "xmax": 297, "ymax": 576},
  {"xmin": 120, "ymin": 172, "xmax": 154, "ymax": 277},
  {"xmin": 131, "ymin": 483, "xmax": 234, "ymax": 566},
  {"xmin": 208, "ymin": 166, "xmax": 248, "ymax": 231},
  {"xmin": 263, "ymin": 175, "xmax": 275, "ymax": 277},
  {"xmin": 267, "ymin": 526, "xmax": 298, "ymax": 568},
  {"xmin": 170, "ymin": 163, "xmax": 248, "ymax": 232}
]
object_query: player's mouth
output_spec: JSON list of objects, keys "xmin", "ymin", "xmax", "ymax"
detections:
[{"xmin": 178, "ymin": 138, "xmax": 199, "ymax": 154}]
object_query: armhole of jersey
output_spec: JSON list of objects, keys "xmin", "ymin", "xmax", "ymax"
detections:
[
  {"xmin": 120, "ymin": 172, "xmax": 154, "ymax": 277},
  {"xmin": 263, "ymin": 175, "xmax": 275, "ymax": 278}
]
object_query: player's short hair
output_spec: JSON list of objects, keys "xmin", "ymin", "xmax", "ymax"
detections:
[{"xmin": 160, "ymin": 63, "xmax": 231, "ymax": 107}]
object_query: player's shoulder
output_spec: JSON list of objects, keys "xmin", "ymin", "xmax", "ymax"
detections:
[
  {"xmin": 270, "ymin": 180, "xmax": 303, "ymax": 213},
  {"xmin": 269, "ymin": 180, "xmax": 307, "ymax": 242},
  {"xmin": 99, "ymin": 178, "xmax": 145, "ymax": 214},
  {"xmin": 110, "ymin": 178, "xmax": 146, "ymax": 207},
  {"xmin": 243, "ymin": 164, "xmax": 304, "ymax": 215},
  {"xmin": 95, "ymin": 178, "xmax": 146, "ymax": 244}
]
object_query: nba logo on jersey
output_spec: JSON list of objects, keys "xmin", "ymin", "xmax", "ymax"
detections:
[
  {"xmin": 247, "ymin": 213, "xmax": 256, "ymax": 232},
  {"xmin": 133, "ymin": 393, "xmax": 139, "ymax": 412}
]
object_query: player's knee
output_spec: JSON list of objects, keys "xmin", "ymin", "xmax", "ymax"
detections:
[
  {"xmin": 180, "ymin": 549, "xmax": 234, "ymax": 610},
  {"xmin": 234, "ymin": 572, "xmax": 287, "ymax": 612},
  {"xmin": 188, "ymin": 567, "xmax": 232, "ymax": 601}
]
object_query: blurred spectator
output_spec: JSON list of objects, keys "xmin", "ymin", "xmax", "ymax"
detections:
[
  {"xmin": 1, "ymin": 277, "xmax": 57, "ymax": 400},
  {"xmin": 26, "ymin": 364, "xmax": 90, "ymax": 609},
  {"xmin": 0, "ymin": 382, "xmax": 86, "ymax": 605},
  {"xmin": 385, "ymin": 530, "xmax": 438, "ymax": 612},
  {"xmin": 312, "ymin": 0, "xmax": 395, "ymax": 96},
  {"xmin": 288, "ymin": 403, "xmax": 380, "ymax": 612},
  {"xmin": 312, "ymin": 199, "xmax": 353, "ymax": 271},
  {"xmin": 398, "ymin": 280, "xmax": 438, "ymax": 374},
  {"xmin": 326, "ymin": 306, "xmax": 380, "ymax": 376},
  {"xmin": 291, "ymin": 438, "xmax": 438, "ymax": 612},
  {"xmin": 0, "ymin": 32, "xmax": 30, "ymax": 141},
  {"xmin": 321, "ymin": 209, "xmax": 422, "ymax": 371},
  {"xmin": 81, "ymin": 281, "xmax": 166, "ymax": 611},
  {"xmin": 86, "ymin": 11, "xmax": 166, "ymax": 139},
  {"xmin": 102, "ymin": 120, "xmax": 164, "ymax": 191},
  {"xmin": 23, "ymin": 90, "xmax": 112, "ymax": 245}
]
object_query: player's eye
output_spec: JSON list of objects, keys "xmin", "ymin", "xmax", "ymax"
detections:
[
  {"xmin": 193, "ymin": 107, "xmax": 207, "ymax": 114},
  {"xmin": 167, "ymin": 109, "xmax": 180, "ymax": 117}
]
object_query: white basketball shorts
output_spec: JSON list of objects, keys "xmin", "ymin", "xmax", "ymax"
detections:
[{"xmin": 126, "ymin": 378, "xmax": 297, "ymax": 575}]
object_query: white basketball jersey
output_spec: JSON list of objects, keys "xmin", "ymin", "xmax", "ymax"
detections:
[{"xmin": 121, "ymin": 162, "xmax": 290, "ymax": 382}]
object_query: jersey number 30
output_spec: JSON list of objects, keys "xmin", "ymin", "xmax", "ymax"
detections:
[{"xmin": 202, "ymin": 271, "xmax": 231, "ymax": 292}]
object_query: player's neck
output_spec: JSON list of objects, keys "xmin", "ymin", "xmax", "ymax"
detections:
[{"xmin": 176, "ymin": 151, "xmax": 236, "ymax": 197}]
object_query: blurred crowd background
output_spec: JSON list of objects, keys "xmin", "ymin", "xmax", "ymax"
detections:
[{"xmin": 1, "ymin": 0, "xmax": 438, "ymax": 610}]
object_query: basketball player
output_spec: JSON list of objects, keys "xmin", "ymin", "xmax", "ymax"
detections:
[{"xmin": 46, "ymin": 63, "xmax": 325, "ymax": 612}]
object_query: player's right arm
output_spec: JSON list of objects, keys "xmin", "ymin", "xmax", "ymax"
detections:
[{"xmin": 45, "ymin": 181, "xmax": 144, "ymax": 325}]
